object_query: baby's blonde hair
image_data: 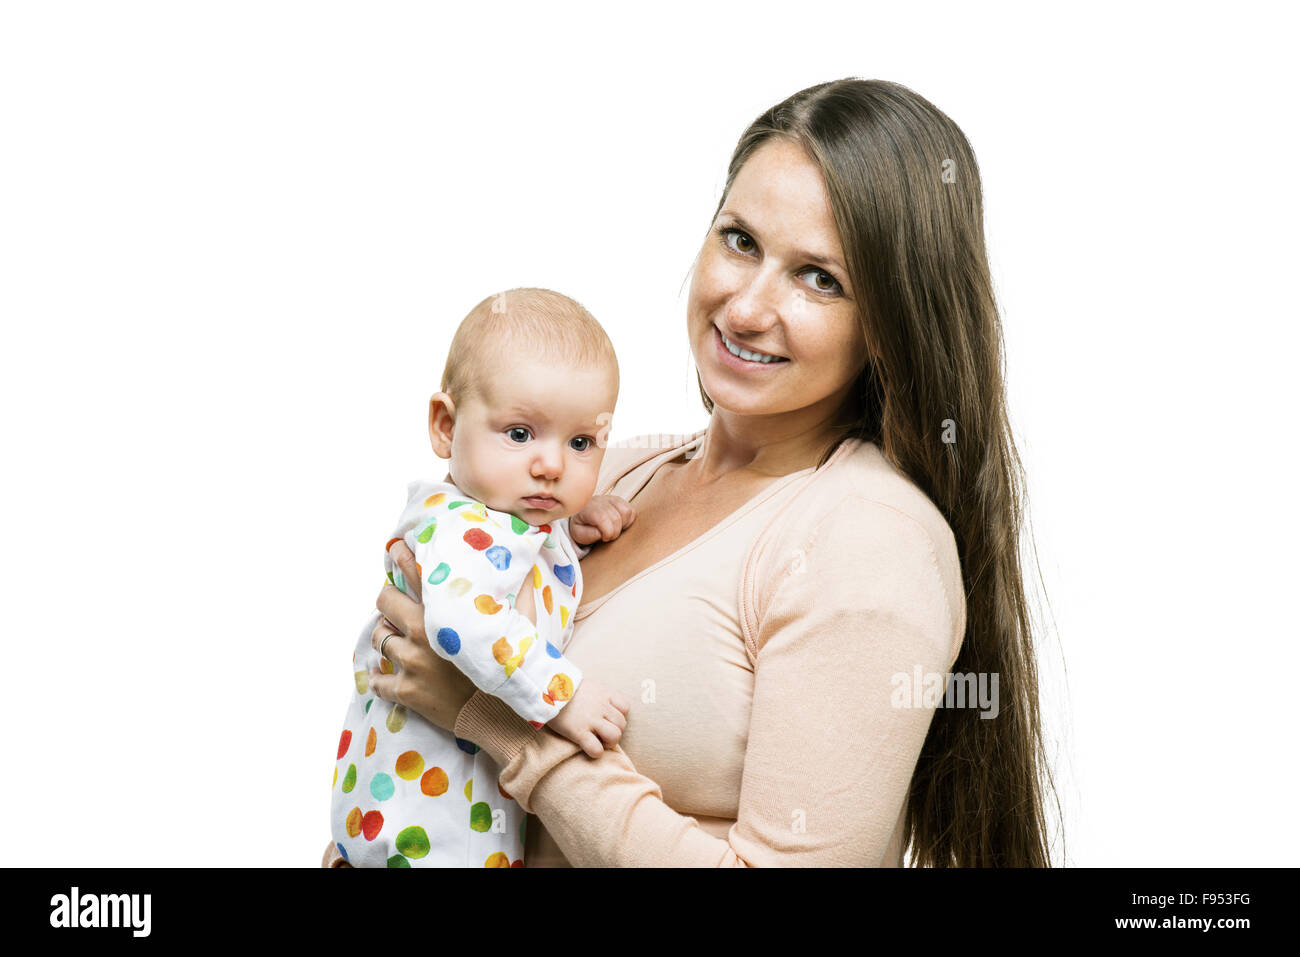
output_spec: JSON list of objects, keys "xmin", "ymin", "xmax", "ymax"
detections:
[{"xmin": 440, "ymin": 288, "xmax": 618, "ymax": 408}]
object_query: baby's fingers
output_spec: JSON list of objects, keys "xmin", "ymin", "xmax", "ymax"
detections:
[
  {"xmin": 568, "ymin": 519, "xmax": 601, "ymax": 547},
  {"xmin": 590, "ymin": 504, "xmax": 622, "ymax": 540},
  {"xmin": 613, "ymin": 498, "xmax": 636, "ymax": 528},
  {"xmin": 610, "ymin": 691, "xmax": 632, "ymax": 715},
  {"xmin": 577, "ymin": 731, "xmax": 603, "ymax": 760},
  {"xmin": 604, "ymin": 705, "xmax": 627, "ymax": 731},
  {"xmin": 595, "ymin": 719, "xmax": 623, "ymax": 749}
]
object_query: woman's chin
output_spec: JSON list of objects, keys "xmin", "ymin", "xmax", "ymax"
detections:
[{"xmin": 705, "ymin": 390, "xmax": 790, "ymax": 419}]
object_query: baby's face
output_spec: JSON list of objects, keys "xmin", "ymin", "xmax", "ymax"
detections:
[{"xmin": 433, "ymin": 355, "xmax": 618, "ymax": 525}]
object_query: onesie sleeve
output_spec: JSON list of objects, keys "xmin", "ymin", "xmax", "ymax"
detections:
[
  {"xmin": 553, "ymin": 518, "xmax": 590, "ymax": 561},
  {"xmin": 406, "ymin": 500, "xmax": 584, "ymax": 728},
  {"xmin": 453, "ymin": 495, "xmax": 964, "ymax": 866}
]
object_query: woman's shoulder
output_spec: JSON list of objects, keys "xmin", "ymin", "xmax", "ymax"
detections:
[
  {"xmin": 595, "ymin": 429, "xmax": 706, "ymax": 495},
  {"xmin": 740, "ymin": 437, "xmax": 965, "ymax": 664},
  {"xmin": 799, "ymin": 438, "xmax": 957, "ymax": 556}
]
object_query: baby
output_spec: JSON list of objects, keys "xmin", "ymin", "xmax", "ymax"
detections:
[{"xmin": 330, "ymin": 288, "xmax": 636, "ymax": 868}]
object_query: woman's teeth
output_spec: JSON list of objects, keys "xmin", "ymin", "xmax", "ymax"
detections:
[{"xmin": 720, "ymin": 329, "xmax": 785, "ymax": 364}]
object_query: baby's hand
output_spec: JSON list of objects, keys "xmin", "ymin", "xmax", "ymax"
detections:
[
  {"xmin": 570, "ymin": 494, "xmax": 636, "ymax": 547},
  {"xmin": 545, "ymin": 678, "xmax": 630, "ymax": 759}
]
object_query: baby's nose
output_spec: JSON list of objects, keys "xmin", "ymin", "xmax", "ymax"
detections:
[{"xmin": 532, "ymin": 448, "xmax": 563, "ymax": 477}]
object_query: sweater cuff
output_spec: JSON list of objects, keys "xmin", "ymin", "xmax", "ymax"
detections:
[
  {"xmin": 452, "ymin": 691, "xmax": 583, "ymax": 813},
  {"xmin": 453, "ymin": 692, "xmax": 536, "ymax": 767}
]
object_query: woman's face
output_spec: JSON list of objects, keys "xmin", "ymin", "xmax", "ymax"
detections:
[{"xmin": 688, "ymin": 137, "xmax": 869, "ymax": 427}]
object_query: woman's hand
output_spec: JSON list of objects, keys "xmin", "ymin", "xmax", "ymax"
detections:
[{"xmin": 367, "ymin": 540, "xmax": 477, "ymax": 732}]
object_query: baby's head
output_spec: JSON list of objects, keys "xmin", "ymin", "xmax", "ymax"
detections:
[{"xmin": 429, "ymin": 288, "xmax": 619, "ymax": 525}]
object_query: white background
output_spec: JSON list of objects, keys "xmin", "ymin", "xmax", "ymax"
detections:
[{"xmin": 2, "ymin": 1, "xmax": 1296, "ymax": 867}]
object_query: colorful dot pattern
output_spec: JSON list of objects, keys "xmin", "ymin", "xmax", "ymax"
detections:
[
  {"xmin": 329, "ymin": 479, "xmax": 583, "ymax": 868},
  {"xmin": 414, "ymin": 487, "xmax": 582, "ymax": 725}
]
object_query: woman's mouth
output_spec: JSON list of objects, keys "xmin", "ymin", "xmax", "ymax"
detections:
[{"xmin": 714, "ymin": 325, "xmax": 789, "ymax": 369}]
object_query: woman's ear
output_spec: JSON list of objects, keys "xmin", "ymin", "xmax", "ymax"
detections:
[{"xmin": 428, "ymin": 393, "xmax": 456, "ymax": 458}]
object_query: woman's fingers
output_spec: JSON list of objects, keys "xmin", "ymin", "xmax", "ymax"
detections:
[
  {"xmin": 369, "ymin": 623, "xmax": 421, "ymax": 700},
  {"xmin": 368, "ymin": 668, "xmax": 402, "ymax": 706},
  {"xmin": 376, "ymin": 583, "xmax": 426, "ymax": 643},
  {"xmin": 362, "ymin": 603, "xmax": 476, "ymax": 733},
  {"xmin": 371, "ymin": 616, "xmax": 390, "ymax": 652},
  {"xmin": 389, "ymin": 540, "xmax": 423, "ymax": 603},
  {"xmin": 370, "ymin": 617, "xmax": 402, "ymax": 664}
]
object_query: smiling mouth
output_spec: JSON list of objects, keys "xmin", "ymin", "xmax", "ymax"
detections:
[{"xmin": 716, "ymin": 325, "xmax": 788, "ymax": 364}]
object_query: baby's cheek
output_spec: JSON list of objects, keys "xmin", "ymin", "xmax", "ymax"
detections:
[{"xmin": 579, "ymin": 466, "xmax": 604, "ymax": 505}]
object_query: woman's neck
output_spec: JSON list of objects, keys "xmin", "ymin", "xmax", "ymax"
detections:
[{"xmin": 686, "ymin": 406, "xmax": 843, "ymax": 484}]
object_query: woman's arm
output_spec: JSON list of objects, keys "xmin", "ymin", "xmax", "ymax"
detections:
[{"xmin": 377, "ymin": 496, "xmax": 962, "ymax": 866}]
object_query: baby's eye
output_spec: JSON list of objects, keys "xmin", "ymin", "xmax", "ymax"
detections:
[
  {"xmin": 506, "ymin": 427, "xmax": 531, "ymax": 443},
  {"xmin": 569, "ymin": 436, "xmax": 592, "ymax": 452}
]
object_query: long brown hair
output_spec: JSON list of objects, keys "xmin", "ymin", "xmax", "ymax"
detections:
[{"xmin": 698, "ymin": 79, "xmax": 1060, "ymax": 866}]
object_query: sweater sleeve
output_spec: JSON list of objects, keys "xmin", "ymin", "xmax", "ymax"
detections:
[{"xmin": 453, "ymin": 494, "xmax": 963, "ymax": 866}]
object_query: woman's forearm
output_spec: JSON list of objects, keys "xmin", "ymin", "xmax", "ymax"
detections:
[{"xmin": 454, "ymin": 693, "xmax": 751, "ymax": 867}]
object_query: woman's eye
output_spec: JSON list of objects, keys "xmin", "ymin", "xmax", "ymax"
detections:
[
  {"xmin": 506, "ymin": 427, "xmax": 530, "ymax": 443},
  {"xmin": 799, "ymin": 268, "xmax": 842, "ymax": 295},
  {"xmin": 721, "ymin": 227, "xmax": 755, "ymax": 254},
  {"xmin": 722, "ymin": 225, "xmax": 842, "ymax": 296},
  {"xmin": 570, "ymin": 436, "xmax": 591, "ymax": 452}
]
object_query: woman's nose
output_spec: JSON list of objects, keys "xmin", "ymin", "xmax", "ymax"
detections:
[{"xmin": 727, "ymin": 266, "xmax": 784, "ymax": 332}]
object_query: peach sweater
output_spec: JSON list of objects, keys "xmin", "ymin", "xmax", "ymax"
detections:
[{"xmin": 453, "ymin": 429, "xmax": 966, "ymax": 867}]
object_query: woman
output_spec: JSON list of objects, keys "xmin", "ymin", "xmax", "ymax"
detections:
[{"xmin": 330, "ymin": 77, "xmax": 1057, "ymax": 866}]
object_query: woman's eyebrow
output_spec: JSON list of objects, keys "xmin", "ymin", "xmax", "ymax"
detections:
[{"xmin": 719, "ymin": 210, "xmax": 847, "ymax": 274}]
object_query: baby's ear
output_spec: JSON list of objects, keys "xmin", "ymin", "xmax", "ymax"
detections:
[{"xmin": 428, "ymin": 393, "xmax": 456, "ymax": 458}]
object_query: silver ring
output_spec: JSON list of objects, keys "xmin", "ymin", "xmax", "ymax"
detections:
[{"xmin": 379, "ymin": 633, "xmax": 394, "ymax": 661}]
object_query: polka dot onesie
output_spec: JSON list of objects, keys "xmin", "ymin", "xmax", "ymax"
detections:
[{"xmin": 330, "ymin": 480, "xmax": 586, "ymax": 867}]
